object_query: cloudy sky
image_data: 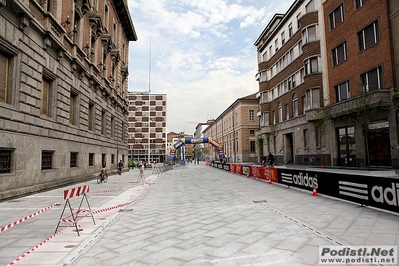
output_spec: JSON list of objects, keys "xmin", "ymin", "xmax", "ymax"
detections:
[{"xmin": 127, "ymin": 0, "xmax": 293, "ymax": 134}]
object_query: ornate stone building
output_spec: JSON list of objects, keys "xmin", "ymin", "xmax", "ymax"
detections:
[{"xmin": 0, "ymin": 0, "xmax": 137, "ymax": 199}]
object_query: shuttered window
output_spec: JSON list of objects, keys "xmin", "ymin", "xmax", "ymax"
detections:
[
  {"xmin": 41, "ymin": 79, "xmax": 50, "ymax": 116},
  {"xmin": 0, "ymin": 52, "xmax": 8, "ymax": 103}
]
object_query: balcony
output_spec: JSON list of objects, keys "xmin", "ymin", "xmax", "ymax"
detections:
[{"xmin": 306, "ymin": 89, "xmax": 392, "ymax": 122}]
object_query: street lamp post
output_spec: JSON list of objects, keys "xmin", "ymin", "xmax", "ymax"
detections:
[{"xmin": 147, "ymin": 36, "xmax": 151, "ymax": 164}]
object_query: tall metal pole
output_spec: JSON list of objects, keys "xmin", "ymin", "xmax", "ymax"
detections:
[{"xmin": 148, "ymin": 36, "xmax": 151, "ymax": 164}]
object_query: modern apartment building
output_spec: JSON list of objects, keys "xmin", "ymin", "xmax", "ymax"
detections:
[
  {"xmin": 254, "ymin": 0, "xmax": 328, "ymax": 166},
  {"xmin": 127, "ymin": 92, "xmax": 167, "ymax": 163},
  {"xmin": 203, "ymin": 93, "xmax": 260, "ymax": 163},
  {"xmin": 0, "ymin": 0, "xmax": 137, "ymax": 200},
  {"xmin": 255, "ymin": 0, "xmax": 398, "ymax": 168}
]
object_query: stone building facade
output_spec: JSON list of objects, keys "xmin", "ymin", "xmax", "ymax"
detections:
[
  {"xmin": 203, "ymin": 93, "xmax": 260, "ymax": 164},
  {"xmin": 0, "ymin": 0, "xmax": 137, "ymax": 200},
  {"xmin": 255, "ymin": 0, "xmax": 328, "ymax": 166},
  {"xmin": 127, "ymin": 92, "xmax": 167, "ymax": 164}
]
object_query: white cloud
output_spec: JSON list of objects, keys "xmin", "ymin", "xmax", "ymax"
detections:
[{"xmin": 128, "ymin": 0, "xmax": 294, "ymax": 133}]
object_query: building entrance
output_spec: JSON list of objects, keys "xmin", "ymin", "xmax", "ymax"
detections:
[
  {"xmin": 368, "ymin": 128, "xmax": 391, "ymax": 166},
  {"xmin": 338, "ymin": 126, "xmax": 356, "ymax": 167}
]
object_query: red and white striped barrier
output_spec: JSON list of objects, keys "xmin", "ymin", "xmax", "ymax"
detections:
[
  {"xmin": 63, "ymin": 185, "xmax": 89, "ymax": 200},
  {"xmin": 0, "ymin": 200, "xmax": 63, "ymax": 233},
  {"xmin": 7, "ymin": 184, "xmax": 152, "ymax": 265}
]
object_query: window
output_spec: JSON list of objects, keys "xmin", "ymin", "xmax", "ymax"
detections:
[
  {"xmin": 329, "ymin": 4, "xmax": 344, "ymax": 30},
  {"xmin": 250, "ymin": 141, "xmax": 255, "ymax": 152},
  {"xmin": 288, "ymin": 23, "xmax": 293, "ymax": 38},
  {"xmin": 278, "ymin": 102, "xmax": 283, "ymax": 122},
  {"xmin": 269, "ymin": 45, "xmax": 273, "ymax": 57},
  {"xmin": 355, "ymin": 0, "xmax": 370, "ymax": 9},
  {"xmin": 316, "ymin": 127, "xmax": 321, "ymax": 147},
  {"xmin": 111, "ymin": 154, "xmax": 115, "ymax": 164},
  {"xmin": 249, "ymin": 110, "xmax": 254, "ymax": 121},
  {"xmin": 88, "ymin": 102, "xmax": 95, "ymax": 131},
  {"xmin": 358, "ymin": 20, "xmax": 379, "ymax": 51},
  {"xmin": 46, "ymin": 0, "xmax": 54, "ymax": 13},
  {"xmin": 361, "ymin": 66, "xmax": 383, "ymax": 92},
  {"xmin": 306, "ymin": 88, "xmax": 320, "ymax": 109},
  {"xmin": 281, "ymin": 31, "xmax": 285, "ymax": 45},
  {"xmin": 0, "ymin": 150, "xmax": 11, "ymax": 173},
  {"xmin": 286, "ymin": 104, "xmax": 289, "ymax": 120},
  {"xmin": 41, "ymin": 78, "xmax": 51, "ymax": 116},
  {"xmin": 275, "ymin": 39, "xmax": 279, "ymax": 52},
  {"xmin": 262, "ymin": 51, "xmax": 267, "ymax": 62},
  {"xmin": 250, "ymin": 130, "xmax": 255, "ymax": 135},
  {"xmin": 0, "ymin": 52, "xmax": 10, "ymax": 104},
  {"xmin": 89, "ymin": 153, "xmax": 94, "ymax": 166},
  {"xmin": 293, "ymin": 95, "xmax": 298, "ymax": 117},
  {"xmin": 297, "ymin": 13, "xmax": 301, "ymax": 29},
  {"xmin": 41, "ymin": 151, "xmax": 53, "ymax": 170},
  {"xmin": 111, "ymin": 116, "xmax": 115, "ymax": 138},
  {"xmin": 104, "ymin": 4, "xmax": 109, "ymax": 29},
  {"xmin": 70, "ymin": 91, "xmax": 79, "ymax": 126},
  {"xmin": 101, "ymin": 110, "xmax": 106, "ymax": 135},
  {"xmin": 261, "ymin": 112, "xmax": 269, "ymax": 127},
  {"xmin": 335, "ymin": 81, "xmax": 350, "ymax": 102},
  {"xmin": 302, "ymin": 25, "xmax": 316, "ymax": 45},
  {"xmin": 332, "ymin": 41, "xmax": 347, "ymax": 66},
  {"xmin": 304, "ymin": 57, "xmax": 318, "ymax": 75},
  {"xmin": 306, "ymin": 0, "xmax": 315, "ymax": 13},
  {"xmin": 70, "ymin": 152, "xmax": 78, "ymax": 167},
  {"xmin": 304, "ymin": 129, "xmax": 309, "ymax": 148},
  {"xmin": 302, "ymin": 96, "xmax": 306, "ymax": 114},
  {"xmin": 102, "ymin": 153, "xmax": 106, "ymax": 163}
]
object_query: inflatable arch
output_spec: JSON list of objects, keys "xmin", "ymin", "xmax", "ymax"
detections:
[{"xmin": 170, "ymin": 137, "xmax": 226, "ymax": 162}]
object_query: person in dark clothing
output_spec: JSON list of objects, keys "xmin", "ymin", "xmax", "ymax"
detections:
[{"xmin": 268, "ymin": 152, "xmax": 274, "ymax": 167}]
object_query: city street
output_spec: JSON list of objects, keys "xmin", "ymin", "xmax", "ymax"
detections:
[{"xmin": 0, "ymin": 164, "xmax": 398, "ymax": 265}]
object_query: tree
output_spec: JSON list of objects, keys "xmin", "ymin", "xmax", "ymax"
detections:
[
  {"xmin": 348, "ymin": 87, "xmax": 384, "ymax": 168},
  {"xmin": 255, "ymin": 133, "xmax": 265, "ymax": 159},
  {"xmin": 270, "ymin": 123, "xmax": 280, "ymax": 154},
  {"xmin": 311, "ymin": 107, "xmax": 331, "ymax": 165}
]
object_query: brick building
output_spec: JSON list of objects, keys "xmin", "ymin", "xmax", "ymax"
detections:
[
  {"xmin": 255, "ymin": 0, "xmax": 398, "ymax": 168},
  {"xmin": 0, "ymin": 0, "xmax": 137, "ymax": 200},
  {"xmin": 203, "ymin": 93, "xmax": 260, "ymax": 163},
  {"xmin": 127, "ymin": 92, "xmax": 167, "ymax": 164},
  {"xmin": 322, "ymin": 0, "xmax": 396, "ymax": 167}
]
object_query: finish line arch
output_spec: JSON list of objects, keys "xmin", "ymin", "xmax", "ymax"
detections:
[{"xmin": 170, "ymin": 137, "xmax": 226, "ymax": 162}]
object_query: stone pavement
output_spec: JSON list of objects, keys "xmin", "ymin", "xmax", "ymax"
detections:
[{"xmin": 0, "ymin": 164, "xmax": 398, "ymax": 266}]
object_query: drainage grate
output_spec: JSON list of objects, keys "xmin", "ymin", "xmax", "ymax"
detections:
[
  {"xmin": 119, "ymin": 209, "xmax": 134, "ymax": 212},
  {"xmin": 253, "ymin": 200, "xmax": 267, "ymax": 203}
]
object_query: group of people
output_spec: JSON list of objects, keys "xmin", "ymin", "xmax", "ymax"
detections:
[{"xmin": 261, "ymin": 152, "xmax": 274, "ymax": 167}]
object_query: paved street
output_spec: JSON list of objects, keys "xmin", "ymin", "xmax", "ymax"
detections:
[{"xmin": 0, "ymin": 164, "xmax": 398, "ymax": 266}]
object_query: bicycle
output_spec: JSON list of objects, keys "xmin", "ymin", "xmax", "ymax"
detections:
[{"xmin": 97, "ymin": 170, "xmax": 108, "ymax": 184}]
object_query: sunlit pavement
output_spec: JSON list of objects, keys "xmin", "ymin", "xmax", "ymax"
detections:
[{"xmin": 0, "ymin": 164, "xmax": 397, "ymax": 266}]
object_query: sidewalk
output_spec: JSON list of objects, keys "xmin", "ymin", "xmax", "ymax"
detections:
[{"xmin": 0, "ymin": 165, "xmax": 398, "ymax": 265}]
